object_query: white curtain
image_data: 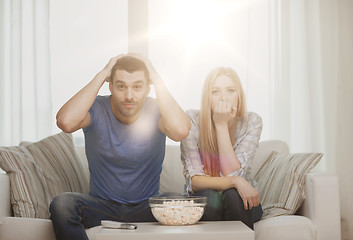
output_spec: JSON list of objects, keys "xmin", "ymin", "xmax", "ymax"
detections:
[
  {"xmin": 270, "ymin": 0, "xmax": 339, "ymax": 172},
  {"xmin": 147, "ymin": 0, "xmax": 335, "ymax": 172},
  {"xmin": 148, "ymin": 0, "xmax": 273, "ymax": 144},
  {"xmin": 0, "ymin": 0, "xmax": 52, "ymax": 146}
]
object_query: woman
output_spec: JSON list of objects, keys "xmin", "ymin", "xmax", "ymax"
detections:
[{"xmin": 181, "ymin": 67, "xmax": 263, "ymax": 229}]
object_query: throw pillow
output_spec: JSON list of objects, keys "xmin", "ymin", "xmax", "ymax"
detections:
[
  {"xmin": 0, "ymin": 132, "xmax": 89, "ymax": 219},
  {"xmin": 0, "ymin": 146, "xmax": 47, "ymax": 218},
  {"xmin": 254, "ymin": 151, "xmax": 322, "ymax": 219},
  {"xmin": 24, "ymin": 132, "xmax": 89, "ymax": 197}
]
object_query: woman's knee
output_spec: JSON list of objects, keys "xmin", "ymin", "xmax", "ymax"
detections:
[
  {"xmin": 194, "ymin": 190, "xmax": 223, "ymax": 221},
  {"xmin": 222, "ymin": 188, "xmax": 243, "ymax": 206},
  {"xmin": 222, "ymin": 188, "xmax": 254, "ymax": 228},
  {"xmin": 222, "ymin": 188, "xmax": 249, "ymax": 215},
  {"xmin": 196, "ymin": 189, "xmax": 220, "ymax": 200},
  {"xmin": 196, "ymin": 190, "xmax": 222, "ymax": 209}
]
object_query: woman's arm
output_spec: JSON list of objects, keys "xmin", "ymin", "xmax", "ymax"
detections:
[
  {"xmin": 214, "ymin": 102, "xmax": 263, "ymax": 177},
  {"xmin": 191, "ymin": 175, "xmax": 235, "ymax": 192},
  {"xmin": 212, "ymin": 100, "xmax": 241, "ymax": 176},
  {"xmin": 215, "ymin": 123, "xmax": 241, "ymax": 176},
  {"xmin": 227, "ymin": 113, "xmax": 263, "ymax": 177},
  {"xmin": 180, "ymin": 111, "xmax": 205, "ymax": 193},
  {"xmin": 181, "ymin": 110, "xmax": 260, "ymax": 210},
  {"xmin": 191, "ymin": 175, "xmax": 260, "ymax": 210}
]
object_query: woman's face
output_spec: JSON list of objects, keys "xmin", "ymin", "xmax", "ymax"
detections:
[{"xmin": 210, "ymin": 75, "xmax": 239, "ymax": 112}]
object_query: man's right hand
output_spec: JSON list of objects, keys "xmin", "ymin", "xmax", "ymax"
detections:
[
  {"xmin": 102, "ymin": 54, "xmax": 126, "ymax": 83},
  {"xmin": 56, "ymin": 54, "xmax": 125, "ymax": 133}
]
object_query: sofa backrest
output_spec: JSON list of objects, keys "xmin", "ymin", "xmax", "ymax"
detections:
[
  {"xmin": 160, "ymin": 145, "xmax": 185, "ymax": 193},
  {"xmin": 74, "ymin": 146, "xmax": 90, "ymax": 181},
  {"xmin": 74, "ymin": 140, "xmax": 289, "ymax": 195},
  {"xmin": 251, "ymin": 140, "xmax": 289, "ymax": 178}
]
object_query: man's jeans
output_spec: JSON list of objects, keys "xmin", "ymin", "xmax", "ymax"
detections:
[{"xmin": 49, "ymin": 192, "xmax": 156, "ymax": 240}]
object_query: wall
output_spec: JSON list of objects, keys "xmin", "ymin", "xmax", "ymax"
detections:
[
  {"xmin": 336, "ymin": 1, "xmax": 353, "ymax": 239},
  {"xmin": 0, "ymin": 0, "xmax": 5, "ymax": 139},
  {"xmin": 49, "ymin": 0, "xmax": 128, "ymax": 143},
  {"xmin": 148, "ymin": 0, "xmax": 271, "ymax": 144}
]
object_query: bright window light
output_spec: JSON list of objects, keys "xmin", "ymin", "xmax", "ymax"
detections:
[{"xmin": 149, "ymin": 0, "xmax": 271, "ymax": 144}]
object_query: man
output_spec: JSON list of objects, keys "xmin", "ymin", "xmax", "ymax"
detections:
[{"xmin": 50, "ymin": 54, "xmax": 191, "ymax": 240}]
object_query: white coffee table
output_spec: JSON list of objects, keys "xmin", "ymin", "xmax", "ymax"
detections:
[{"xmin": 95, "ymin": 221, "xmax": 254, "ymax": 240}]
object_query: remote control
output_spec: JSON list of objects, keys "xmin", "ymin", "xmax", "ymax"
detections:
[{"xmin": 101, "ymin": 220, "xmax": 137, "ymax": 230}]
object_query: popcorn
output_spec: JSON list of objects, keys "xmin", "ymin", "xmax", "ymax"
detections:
[{"xmin": 151, "ymin": 199, "xmax": 205, "ymax": 225}]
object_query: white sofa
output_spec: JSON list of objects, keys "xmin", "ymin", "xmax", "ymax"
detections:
[{"xmin": 0, "ymin": 140, "xmax": 341, "ymax": 240}]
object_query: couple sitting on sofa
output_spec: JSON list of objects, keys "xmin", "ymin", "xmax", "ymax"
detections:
[{"xmin": 50, "ymin": 54, "xmax": 263, "ymax": 240}]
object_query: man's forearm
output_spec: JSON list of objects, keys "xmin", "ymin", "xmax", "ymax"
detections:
[
  {"xmin": 56, "ymin": 71, "xmax": 107, "ymax": 133},
  {"xmin": 154, "ymin": 78, "xmax": 191, "ymax": 141},
  {"xmin": 130, "ymin": 54, "xmax": 190, "ymax": 141}
]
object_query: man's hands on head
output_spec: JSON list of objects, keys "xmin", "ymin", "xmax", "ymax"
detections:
[
  {"xmin": 102, "ymin": 54, "xmax": 126, "ymax": 83},
  {"xmin": 127, "ymin": 53, "xmax": 162, "ymax": 85},
  {"xmin": 56, "ymin": 53, "xmax": 127, "ymax": 133},
  {"xmin": 102, "ymin": 53, "xmax": 161, "ymax": 85},
  {"xmin": 89, "ymin": 53, "xmax": 190, "ymax": 141},
  {"xmin": 124, "ymin": 53, "xmax": 190, "ymax": 141}
]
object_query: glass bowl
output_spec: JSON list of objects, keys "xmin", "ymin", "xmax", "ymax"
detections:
[{"xmin": 149, "ymin": 196, "xmax": 207, "ymax": 225}]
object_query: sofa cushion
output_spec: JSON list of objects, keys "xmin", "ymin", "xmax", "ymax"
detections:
[
  {"xmin": 0, "ymin": 132, "xmax": 89, "ymax": 219},
  {"xmin": 254, "ymin": 215, "xmax": 316, "ymax": 240},
  {"xmin": 251, "ymin": 140, "xmax": 289, "ymax": 178},
  {"xmin": 0, "ymin": 217, "xmax": 98, "ymax": 240},
  {"xmin": 0, "ymin": 171, "xmax": 11, "ymax": 217},
  {"xmin": 0, "ymin": 145, "xmax": 48, "ymax": 218},
  {"xmin": 0, "ymin": 217, "xmax": 55, "ymax": 240},
  {"xmin": 254, "ymin": 151, "xmax": 322, "ymax": 219}
]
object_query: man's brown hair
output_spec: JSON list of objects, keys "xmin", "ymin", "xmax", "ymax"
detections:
[{"xmin": 111, "ymin": 56, "xmax": 151, "ymax": 84}]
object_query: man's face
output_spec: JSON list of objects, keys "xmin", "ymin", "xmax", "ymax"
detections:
[{"xmin": 109, "ymin": 69, "xmax": 150, "ymax": 124}]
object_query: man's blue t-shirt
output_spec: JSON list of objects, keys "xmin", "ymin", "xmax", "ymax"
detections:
[{"xmin": 83, "ymin": 95, "xmax": 166, "ymax": 204}]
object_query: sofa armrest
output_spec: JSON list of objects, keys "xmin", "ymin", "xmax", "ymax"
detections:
[
  {"xmin": 0, "ymin": 217, "xmax": 55, "ymax": 240},
  {"xmin": 0, "ymin": 170, "xmax": 12, "ymax": 217},
  {"xmin": 301, "ymin": 172, "xmax": 341, "ymax": 240}
]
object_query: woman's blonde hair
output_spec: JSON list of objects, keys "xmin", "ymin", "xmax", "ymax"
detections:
[{"xmin": 199, "ymin": 67, "xmax": 248, "ymax": 177}]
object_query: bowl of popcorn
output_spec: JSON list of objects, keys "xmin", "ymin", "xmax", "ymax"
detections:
[{"xmin": 149, "ymin": 196, "xmax": 207, "ymax": 225}]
